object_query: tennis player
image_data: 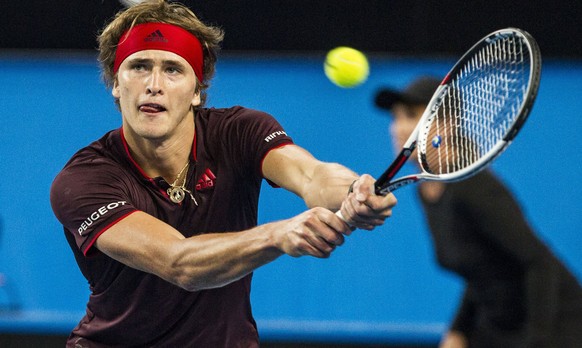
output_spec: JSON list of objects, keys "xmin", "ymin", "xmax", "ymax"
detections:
[
  {"xmin": 375, "ymin": 76, "xmax": 582, "ymax": 348},
  {"xmin": 49, "ymin": 1, "xmax": 396, "ymax": 347}
]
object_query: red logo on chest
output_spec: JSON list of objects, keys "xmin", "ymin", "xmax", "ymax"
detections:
[{"xmin": 196, "ymin": 168, "xmax": 216, "ymax": 191}]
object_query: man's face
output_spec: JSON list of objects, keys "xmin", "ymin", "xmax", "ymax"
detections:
[
  {"xmin": 112, "ymin": 49, "xmax": 201, "ymax": 141},
  {"xmin": 389, "ymin": 102, "xmax": 425, "ymax": 155}
]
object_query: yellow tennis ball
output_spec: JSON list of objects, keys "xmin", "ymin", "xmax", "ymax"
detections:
[{"xmin": 324, "ymin": 47, "xmax": 369, "ymax": 88}]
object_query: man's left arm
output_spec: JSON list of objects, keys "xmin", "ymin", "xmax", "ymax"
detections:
[{"xmin": 262, "ymin": 144, "xmax": 396, "ymax": 230}]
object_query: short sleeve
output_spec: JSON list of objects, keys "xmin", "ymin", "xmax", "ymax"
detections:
[
  {"xmin": 210, "ymin": 107, "xmax": 293, "ymax": 178},
  {"xmin": 50, "ymin": 158, "xmax": 138, "ymax": 256}
]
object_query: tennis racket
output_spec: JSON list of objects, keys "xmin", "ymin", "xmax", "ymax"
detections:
[{"xmin": 374, "ymin": 27, "xmax": 542, "ymax": 195}]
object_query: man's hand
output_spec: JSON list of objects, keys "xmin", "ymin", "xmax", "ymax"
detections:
[
  {"xmin": 273, "ymin": 207, "xmax": 350, "ymax": 258},
  {"xmin": 337, "ymin": 174, "xmax": 397, "ymax": 230}
]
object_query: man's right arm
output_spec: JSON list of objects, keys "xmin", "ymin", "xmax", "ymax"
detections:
[{"xmin": 95, "ymin": 208, "xmax": 348, "ymax": 291}]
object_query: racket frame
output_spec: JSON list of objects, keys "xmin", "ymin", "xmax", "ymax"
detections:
[{"xmin": 375, "ymin": 28, "xmax": 542, "ymax": 195}]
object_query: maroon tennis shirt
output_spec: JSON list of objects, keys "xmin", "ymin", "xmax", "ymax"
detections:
[{"xmin": 50, "ymin": 106, "xmax": 293, "ymax": 347}]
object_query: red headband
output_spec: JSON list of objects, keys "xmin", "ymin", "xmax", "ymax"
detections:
[{"xmin": 113, "ymin": 22, "xmax": 204, "ymax": 81}]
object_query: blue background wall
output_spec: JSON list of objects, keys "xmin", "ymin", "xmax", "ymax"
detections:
[{"xmin": 0, "ymin": 52, "xmax": 580, "ymax": 344}]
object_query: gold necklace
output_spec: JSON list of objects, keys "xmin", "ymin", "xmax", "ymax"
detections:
[{"xmin": 167, "ymin": 161, "xmax": 198, "ymax": 205}]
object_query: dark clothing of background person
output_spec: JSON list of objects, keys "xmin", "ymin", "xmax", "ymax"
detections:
[{"xmin": 419, "ymin": 170, "xmax": 582, "ymax": 347}]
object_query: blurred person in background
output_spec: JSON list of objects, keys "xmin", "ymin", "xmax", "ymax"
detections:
[{"xmin": 374, "ymin": 76, "xmax": 582, "ymax": 348}]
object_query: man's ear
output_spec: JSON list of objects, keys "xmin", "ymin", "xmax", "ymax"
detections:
[
  {"xmin": 191, "ymin": 90, "xmax": 201, "ymax": 107},
  {"xmin": 112, "ymin": 79, "xmax": 120, "ymax": 99}
]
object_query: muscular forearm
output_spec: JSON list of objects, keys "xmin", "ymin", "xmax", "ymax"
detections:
[
  {"xmin": 167, "ymin": 208, "xmax": 348, "ymax": 290},
  {"xmin": 262, "ymin": 145, "xmax": 358, "ymax": 211},
  {"xmin": 96, "ymin": 212, "xmax": 282, "ymax": 291},
  {"xmin": 97, "ymin": 208, "xmax": 348, "ymax": 292},
  {"xmin": 300, "ymin": 162, "xmax": 358, "ymax": 210},
  {"xmin": 170, "ymin": 225, "xmax": 283, "ymax": 291}
]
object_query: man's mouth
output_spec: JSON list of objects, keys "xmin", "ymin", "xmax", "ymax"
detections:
[{"xmin": 139, "ymin": 103, "xmax": 167, "ymax": 113}]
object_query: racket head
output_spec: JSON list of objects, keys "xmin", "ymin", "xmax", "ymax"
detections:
[{"xmin": 415, "ymin": 28, "xmax": 541, "ymax": 182}]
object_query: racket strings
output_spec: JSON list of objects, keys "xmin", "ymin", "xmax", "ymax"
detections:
[{"xmin": 421, "ymin": 34, "xmax": 531, "ymax": 175}]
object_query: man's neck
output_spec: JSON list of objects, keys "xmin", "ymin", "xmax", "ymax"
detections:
[{"xmin": 124, "ymin": 124, "xmax": 195, "ymax": 181}]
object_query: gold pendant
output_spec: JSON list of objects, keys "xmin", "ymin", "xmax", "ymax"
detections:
[{"xmin": 168, "ymin": 187, "xmax": 186, "ymax": 203}]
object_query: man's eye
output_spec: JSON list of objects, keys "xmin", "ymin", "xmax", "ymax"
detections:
[{"xmin": 166, "ymin": 66, "xmax": 181, "ymax": 74}]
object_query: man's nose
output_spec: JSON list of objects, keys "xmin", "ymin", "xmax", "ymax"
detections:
[{"xmin": 146, "ymin": 69, "xmax": 163, "ymax": 95}]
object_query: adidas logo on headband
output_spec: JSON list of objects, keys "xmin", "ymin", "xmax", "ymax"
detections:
[{"xmin": 144, "ymin": 30, "xmax": 168, "ymax": 43}]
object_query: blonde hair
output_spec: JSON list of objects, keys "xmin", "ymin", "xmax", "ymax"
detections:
[{"xmin": 98, "ymin": 0, "xmax": 224, "ymax": 107}]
